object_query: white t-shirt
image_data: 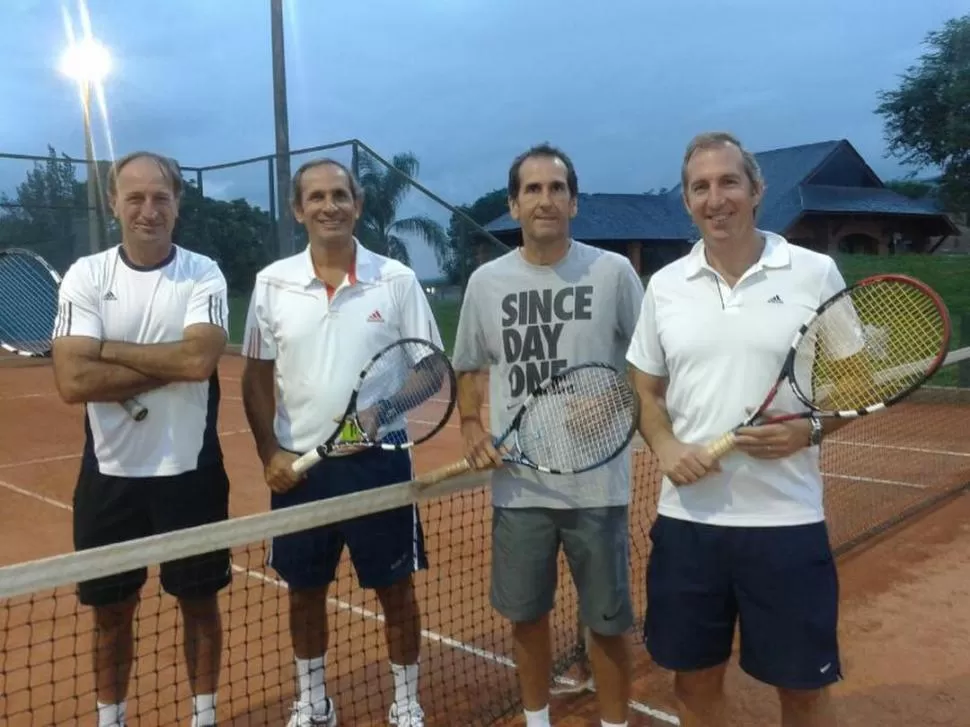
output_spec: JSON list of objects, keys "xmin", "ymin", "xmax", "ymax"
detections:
[
  {"xmin": 242, "ymin": 242, "xmax": 443, "ymax": 454},
  {"xmin": 626, "ymin": 231, "xmax": 847, "ymax": 527},
  {"xmin": 53, "ymin": 245, "xmax": 229, "ymax": 478}
]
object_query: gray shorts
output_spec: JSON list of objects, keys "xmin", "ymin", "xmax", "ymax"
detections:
[{"xmin": 490, "ymin": 506, "xmax": 633, "ymax": 636}]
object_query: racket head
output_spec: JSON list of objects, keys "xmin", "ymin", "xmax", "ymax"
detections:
[
  {"xmin": 788, "ymin": 273, "xmax": 950, "ymax": 415},
  {"xmin": 512, "ymin": 361, "xmax": 638, "ymax": 475},
  {"xmin": 331, "ymin": 336, "xmax": 457, "ymax": 454},
  {"xmin": 0, "ymin": 248, "xmax": 61, "ymax": 357}
]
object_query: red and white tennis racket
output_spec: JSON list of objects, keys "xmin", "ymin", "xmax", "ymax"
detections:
[{"xmin": 705, "ymin": 273, "xmax": 951, "ymax": 460}]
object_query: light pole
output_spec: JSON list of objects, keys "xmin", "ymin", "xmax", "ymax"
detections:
[
  {"xmin": 271, "ymin": 0, "xmax": 293, "ymax": 258},
  {"xmin": 59, "ymin": 38, "xmax": 111, "ymax": 254}
]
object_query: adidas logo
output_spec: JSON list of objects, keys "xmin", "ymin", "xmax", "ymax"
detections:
[
  {"xmin": 103, "ymin": 291, "xmax": 117, "ymax": 301},
  {"xmin": 366, "ymin": 309, "xmax": 384, "ymax": 323},
  {"xmin": 767, "ymin": 294, "xmax": 783, "ymax": 304}
]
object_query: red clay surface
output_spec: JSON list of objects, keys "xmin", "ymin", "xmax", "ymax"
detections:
[{"xmin": 0, "ymin": 354, "xmax": 968, "ymax": 725}]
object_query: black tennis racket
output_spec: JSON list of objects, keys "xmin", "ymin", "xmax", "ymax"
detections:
[
  {"xmin": 290, "ymin": 337, "xmax": 457, "ymax": 476},
  {"xmin": 0, "ymin": 248, "xmax": 148, "ymax": 422},
  {"xmin": 417, "ymin": 361, "xmax": 638, "ymax": 487},
  {"xmin": 705, "ymin": 273, "xmax": 950, "ymax": 461}
]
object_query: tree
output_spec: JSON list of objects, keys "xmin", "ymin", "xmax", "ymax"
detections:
[
  {"xmin": 443, "ymin": 187, "xmax": 510, "ymax": 285},
  {"xmin": 356, "ymin": 151, "xmax": 449, "ymax": 267},
  {"xmin": 885, "ymin": 178, "xmax": 936, "ymax": 200},
  {"xmin": 0, "ymin": 146, "xmax": 88, "ymax": 273},
  {"xmin": 875, "ymin": 14, "xmax": 970, "ymax": 214},
  {"xmin": 174, "ymin": 183, "xmax": 273, "ymax": 294}
]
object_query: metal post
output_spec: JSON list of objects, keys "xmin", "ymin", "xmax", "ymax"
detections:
[
  {"xmin": 82, "ymin": 81, "xmax": 101, "ymax": 254},
  {"xmin": 271, "ymin": 0, "xmax": 293, "ymax": 258}
]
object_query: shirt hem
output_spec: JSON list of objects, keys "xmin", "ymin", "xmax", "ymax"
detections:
[{"xmin": 656, "ymin": 505, "xmax": 826, "ymax": 527}]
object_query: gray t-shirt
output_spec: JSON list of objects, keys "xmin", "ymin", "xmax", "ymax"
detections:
[{"xmin": 452, "ymin": 240, "xmax": 645, "ymax": 509}]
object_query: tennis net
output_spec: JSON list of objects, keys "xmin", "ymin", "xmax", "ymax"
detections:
[{"xmin": 1, "ymin": 347, "xmax": 969, "ymax": 726}]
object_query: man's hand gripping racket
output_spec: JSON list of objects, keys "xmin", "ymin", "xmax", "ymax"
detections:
[
  {"xmin": 289, "ymin": 338, "xmax": 457, "ymax": 476},
  {"xmin": 417, "ymin": 362, "xmax": 638, "ymax": 487},
  {"xmin": 705, "ymin": 273, "xmax": 951, "ymax": 462}
]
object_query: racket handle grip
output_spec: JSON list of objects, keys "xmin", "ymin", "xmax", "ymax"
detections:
[
  {"xmin": 122, "ymin": 397, "xmax": 148, "ymax": 422},
  {"xmin": 291, "ymin": 448, "xmax": 324, "ymax": 477},
  {"xmin": 416, "ymin": 458, "xmax": 473, "ymax": 488},
  {"xmin": 705, "ymin": 432, "xmax": 737, "ymax": 461}
]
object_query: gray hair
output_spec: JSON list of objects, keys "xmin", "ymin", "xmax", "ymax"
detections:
[
  {"xmin": 107, "ymin": 151, "xmax": 183, "ymax": 200},
  {"xmin": 680, "ymin": 131, "xmax": 764, "ymax": 193}
]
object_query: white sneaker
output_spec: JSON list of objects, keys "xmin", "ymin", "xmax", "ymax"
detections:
[
  {"xmin": 388, "ymin": 701, "xmax": 425, "ymax": 727},
  {"xmin": 286, "ymin": 697, "xmax": 337, "ymax": 727}
]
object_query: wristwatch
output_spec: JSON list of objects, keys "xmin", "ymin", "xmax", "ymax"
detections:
[{"xmin": 808, "ymin": 416, "xmax": 823, "ymax": 447}]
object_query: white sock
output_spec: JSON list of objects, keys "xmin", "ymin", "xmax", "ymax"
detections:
[
  {"xmin": 192, "ymin": 693, "xmax": 217, "ymax": 726},
  {"xmin": 296, "ymin": 656, "xmax": 328, "ymax": 709},
  {"xmin": 524, "ymin": 704, "xmax": 551, "ymax": 727},
  {"xmin": 601, "ymin": 721, "xmax": 628, "ymax": 727},
  {"xmin": 97, "ymin": 701, "xmax": 126, "ymax": 727},
  {"xmin": 391, "ymin": 661, "xmax": 419, "ymax": 710}
]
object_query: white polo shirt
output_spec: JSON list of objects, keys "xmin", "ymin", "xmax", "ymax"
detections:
[
  {"xmin": 53, "ymin": 245, "xmax": 229, "ymax": 478},
  {"xmin": 242, "ymin": 241, "xmax": 443, "ymax": 454},
  {"xmin": 626, "ymin": 231, "xmax": 847, "ymax": 527}
]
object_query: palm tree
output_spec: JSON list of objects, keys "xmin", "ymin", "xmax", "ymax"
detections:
[{"xmin": 356, "ymin": 151, "xmax": 449, "ymax": 266}]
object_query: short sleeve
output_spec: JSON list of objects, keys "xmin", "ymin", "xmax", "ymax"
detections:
[
  {"xmin": 816, "ymin": 257, "xmax": 864, "ymax": 360},
  {"xmin": 625, "ymin": 280, "xmax": 667, "ymax": 377},
  {"xmin": 52, "ymin": 261, "xmax": 103, "ymax": 340},
  {"xmin": 184, "ymin": 260, "xmax": 229, "ymax": 334},
  {"xmin": 819, "ymin": 256, "xmax": 848, "ymax": 304},
  {"xmin": 241, "ymin": 280, "xmax": 277, "ymax": 360},
  {"xmin": 451, "ymin": 273, "xmax": 491, "ymax": 372},
  {"xmin": 396, "ymin": 274, "xmax": 444, "ymax": 349},
  {"xmin": 616, "ymin": 260, "xmax": 645, "ymax": 341}
]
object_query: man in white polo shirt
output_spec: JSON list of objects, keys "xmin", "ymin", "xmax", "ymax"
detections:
[
  {"xmin": 51, "ymin": 151, "xmax": 231, "ymax": 727},
  {"xmin": 240, "ymin": 158, "xmax": 440, "ymax": 727},
  {"xmin": 627, "ymin": 132, "xmax": 852, "ymax": 727}
]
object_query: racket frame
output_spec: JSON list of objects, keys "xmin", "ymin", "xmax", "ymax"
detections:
[
  {"xmin": 706, "ymin": 273, "xmax": 951, "ymax": 459},
  {"xmin": 418, "ymin": 361, "xmax": 638, "ymax": 487},
  {"xmin": 0, "ymin": 247, "xmax": 150, "ymax": 422},
  {"xmin": 290, "ymin": 337, "xmax": 457, "ymax": 476}
]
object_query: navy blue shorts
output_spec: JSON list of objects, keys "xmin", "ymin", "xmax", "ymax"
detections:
[
  {"xmin": 268, "ymin": 438, "xmax": 427, "ymax": 591},
  {"xmin": 645, "ymin": 514, "xmax": 842, "ymax": 690}
]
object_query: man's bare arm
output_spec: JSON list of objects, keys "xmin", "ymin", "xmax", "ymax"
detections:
[
  {"xmin": 456, "ymin": 370, "xmax": 488, "ymax": 427},
  {"xmin": 99, "ymin": 323, "xmax": 227, "ymax": 383},
  {"xmin": 52, "ymin": 337, "xmax": 165, "ymax": 405},
  {"xmin": 241, "ymin": 358, "xmax": 280, "ymax": 466},
  {"xmin": 630, "ymin": 368, "xmax": 677, "ymax": 452}
]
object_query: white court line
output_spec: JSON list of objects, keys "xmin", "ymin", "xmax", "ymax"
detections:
[
  {"xmin": 826, "ymin": 439, "xmax": 970, "ymax": 459},
  {"xmin": 822, "ymin": 472, "xmax": 928, "ymax": 490},
  {"xmin": 0, "ymin": 471, "xmax": 677, "ymax": 723}
]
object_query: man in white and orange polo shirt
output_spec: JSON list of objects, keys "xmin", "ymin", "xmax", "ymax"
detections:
[{"xmin": 241, "ymin": 159, "xmax": 441, "ymax": 727}]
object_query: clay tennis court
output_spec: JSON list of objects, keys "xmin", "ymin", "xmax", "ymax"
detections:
[{"xmin": 1, "ymin": 351, "xmax": 969, "ymax": 725}]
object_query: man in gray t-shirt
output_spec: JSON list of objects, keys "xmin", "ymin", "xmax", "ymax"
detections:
[{"xmin": 452, "ymin": 143, "xmax": 644, "ymax": 727}]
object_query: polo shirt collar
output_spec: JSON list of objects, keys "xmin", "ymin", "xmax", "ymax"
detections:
[
  {"xmin": 684, "ymin": 229, "xmax": 791, "ymax": 280},
  {"xmin": 300, "ymin": 237, "xmax": 379, "ymax": 289}
]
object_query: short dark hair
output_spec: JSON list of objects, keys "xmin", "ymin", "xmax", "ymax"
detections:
[
  {"xmin": 291, "ymin": 158, "xmax": 363, "ymax": 207},
  {"xmin": 108, "ymin": 151, "xmax": 183, "ymax": 200},
  {"xmin": 507, "ymin": 143, "xmax": 579, "ymax": 199}
]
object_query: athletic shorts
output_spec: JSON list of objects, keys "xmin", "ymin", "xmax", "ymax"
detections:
[
  {"xmin": 72, "ymin": 461, "xmax": 232, "ymax": 607},
  {"xmin": 645, "ymin": 514, "xmax": 842, "ymax": 690},
  {"xmin": 268, "ymin": 438, "xmax": 427, "ymax": 591},
  {"xmin": 490, "ymin": 506, "xmax": 633, "ymax": 636}
]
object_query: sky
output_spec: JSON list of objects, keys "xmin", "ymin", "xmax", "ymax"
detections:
[{"xmin": 1, "ymin": 0, "xmax": 967, "ymax": 277}]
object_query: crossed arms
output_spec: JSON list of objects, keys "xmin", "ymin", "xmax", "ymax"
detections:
[{"xmin": 52, "ymin": 324, "xmax": 227, "ymax": 405}]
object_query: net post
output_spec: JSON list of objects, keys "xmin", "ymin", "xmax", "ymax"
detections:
[{"xmin": 960, "ymin": 315, "xmax": 970, "ymax": 388}]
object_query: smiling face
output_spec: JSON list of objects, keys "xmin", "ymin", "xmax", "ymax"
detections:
[
  {"xmin": 292, "ymin": 162, "xmax": 363, "ymax": 246},
  {"xmin": 509, "ymin": 155, "xmax": 577, "ymax": 246},
  {"xmin": 682, "ymin": 141, "xmax": 763, "ymax": 245},
  {"xmin": 110, "ymin": 156, "xmax": 180, "ymax": 250}
]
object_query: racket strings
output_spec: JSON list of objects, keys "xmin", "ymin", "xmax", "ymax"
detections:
[
  {"xmin": 0, "ymin": 254, "xmax": 59, "ymax": 354},
  {"xmin": 516, "ymin": 366, "xmax": 636, "ymax": 472},
  {"xmin": 356, "ymin": 340, "xmax": 454, "ymax": 444},
  {"xmin": 798, "ymin": 280, "xmax": 947, "ymax": 411}
]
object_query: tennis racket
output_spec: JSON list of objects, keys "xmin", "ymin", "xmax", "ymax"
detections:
[
  {"xmin": 290, "ymin": 337, "xmax": 457, "ymax": 476},
  {"xmin": 0, "ymin": 248, "xmax": 148, "ymax": 422},
  {"xmin": 705, "ymin": 273, "xmax": 950, "ymax": 461},
  {"xmin": 417, "ymin": 361, "xmax": 638, "ymax": 487}
]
